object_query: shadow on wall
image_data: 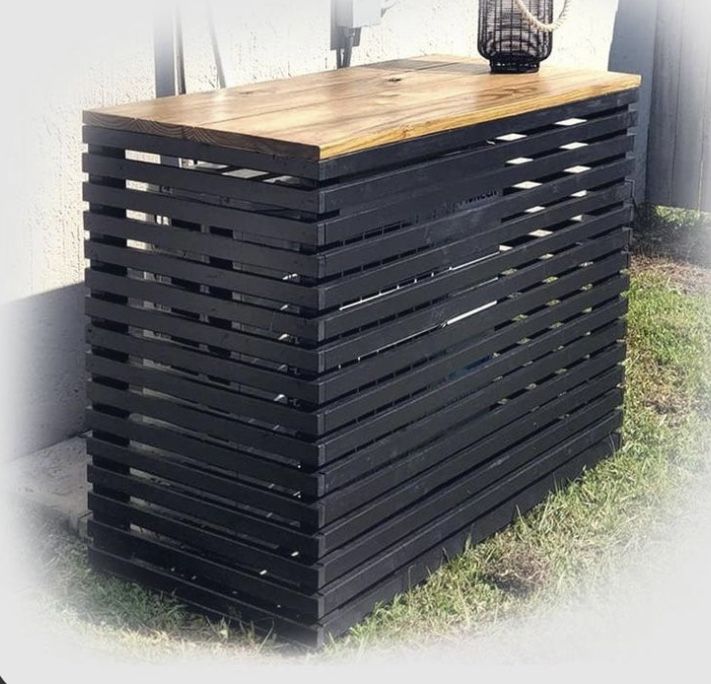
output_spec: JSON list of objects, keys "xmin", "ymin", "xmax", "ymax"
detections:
[
  {"xmin": 1, "ymin": 283, "xmax": 86, "ymax": 459},
  {"xmin": 608, "ymin": 0, "xmax": 657, "ymax": 204}
]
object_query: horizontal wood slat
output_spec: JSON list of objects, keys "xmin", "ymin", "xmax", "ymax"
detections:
[{"xmin": 85, "ymin": 74, "xmax": 637, "ymax": 644}]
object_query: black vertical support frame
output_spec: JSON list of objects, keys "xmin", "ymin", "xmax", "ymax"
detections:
[
  {"xmin": 83, "ymin": 88, "xmax": 638, "ymax": 647},
  {"xmin": 86, "ymin": 144, "xmax": 132, "ymax": 535}
]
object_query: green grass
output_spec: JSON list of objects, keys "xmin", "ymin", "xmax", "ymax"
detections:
[
  {"xmin": 26, "ymin": 256, "xmax": 711, "ymax": 658},
  {"xmin": 633, "ymin": 204, "xmax": 711, "ymax": 266}
]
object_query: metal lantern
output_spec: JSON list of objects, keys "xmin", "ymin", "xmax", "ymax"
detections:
[{"xmin": 478, "ymin": 0, "xmax": 554, "ymax": 74}]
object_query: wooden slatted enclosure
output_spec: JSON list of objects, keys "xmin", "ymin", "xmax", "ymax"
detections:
[{"xmin": 83, "ymin": 57, "xmax": 639, "ymax": 647}]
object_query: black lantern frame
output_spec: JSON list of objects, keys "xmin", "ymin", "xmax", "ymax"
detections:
[{"xmin": 478, "ymin": 0, "xmax": 554, "ymax": 74}]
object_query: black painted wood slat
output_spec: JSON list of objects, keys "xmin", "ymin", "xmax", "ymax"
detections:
[{"xmin": 84, "ymin": 91, "xmax": 637, "ymax": 645}]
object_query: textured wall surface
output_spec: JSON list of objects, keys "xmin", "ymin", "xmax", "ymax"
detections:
[
  {"xmin": 1, "ymin": 3, "xmax": 154, "ymax": 458},
  {"xmin": 1, "ymin": 0, "xmax": 625, "ymax": 456}
]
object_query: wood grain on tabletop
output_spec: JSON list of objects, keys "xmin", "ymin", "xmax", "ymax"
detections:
[{"xmin": 84, "ymin": 54, "xmax": 641, "ymax": 161}]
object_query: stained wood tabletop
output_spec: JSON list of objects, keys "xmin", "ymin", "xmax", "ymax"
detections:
[{"xmin": 84, "ymin": 55, "xmax": 641, "ymax": 161}]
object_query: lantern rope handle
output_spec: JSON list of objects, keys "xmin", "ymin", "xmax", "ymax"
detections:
[{"xmin": 513, "ymin": 0, "xmax": 575, "ymax": 33}]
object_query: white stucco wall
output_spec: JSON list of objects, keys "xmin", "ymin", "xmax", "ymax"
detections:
[{"xmin": 0, "ymin": 0, "xmax": 624, "ymax": 457}]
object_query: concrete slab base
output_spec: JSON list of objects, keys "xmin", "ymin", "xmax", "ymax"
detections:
[{"xmin": 4, "ymin": 436, "xmax": 89, "ymax": 537}]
